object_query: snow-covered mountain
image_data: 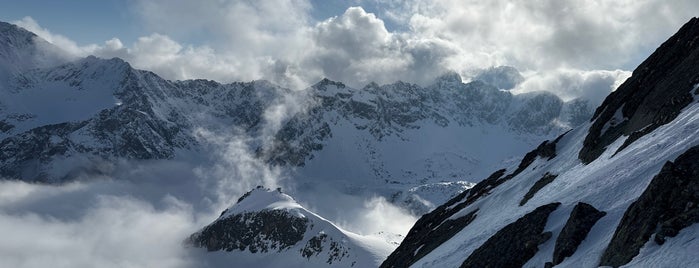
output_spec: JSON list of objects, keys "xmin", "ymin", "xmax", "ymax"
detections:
[
  {"xmin": 185, "ymin": 186, "xmax": 395, "ymax": 267},
  {"xmin": 0, "ymin": 19, "xmax": 590, "ymax": 217},
  {"xmin": 2, "ymin": 13, "xmax": 699, "ymax": 268},
  {"xmin": 382, "ymin": 17, "xmax": 699, "ymax": 268}
]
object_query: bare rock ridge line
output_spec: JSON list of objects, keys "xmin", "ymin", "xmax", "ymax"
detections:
[{"xmin": 579, "ymin": 17, "xmax": 699, "ymax": 164}]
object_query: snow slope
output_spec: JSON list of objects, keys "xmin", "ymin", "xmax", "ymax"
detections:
[{"xmin": 409, "ymin": 101, "xmax": 699, "ymax": 267}]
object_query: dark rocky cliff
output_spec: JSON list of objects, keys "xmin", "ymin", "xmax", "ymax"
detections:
[
  {"xmin": 579, "ymin": 17, "xmax": 699, "ymax": 164},
  {"xmin": 600, "ymin": 145, "xmax": 699, "ymax": 267}
]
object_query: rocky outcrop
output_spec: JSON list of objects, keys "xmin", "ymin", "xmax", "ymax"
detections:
[
  {"xmin": 380, "ymin": 210, "xmax": 477, "ymax": 268},
  {"xmin": 461, "ymin": 202, "xmax": 561, "ymax": 268},
  {"xmin": 520, "ymin": 172, "xmax": 558, "ymax": 206},
  {"xmin": 549, "ymin": 202, "xmax": 606, "ymax": 266},
  {"xmin": 185, "ymin": 209, "xmax": 309, "ymax": 253},
  {"xmin": 300, "ymin": 232, "xmax": 352, "ymax": 265},
  {"xmin": 187, "ymin": 187, "xmax": 376, "ymax": 266},
  {"xmin": 579, "ymin": 17, "xmax": 699, "ymax": 164},
  {"xmin": 600, "ymin": 145, "xmax": 699, "ymax": 267}
]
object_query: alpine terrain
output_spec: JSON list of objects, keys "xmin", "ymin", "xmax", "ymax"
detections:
[
  {"xmin": 382, "ymin": 17, "xmax": 699, "ymax": 268},
  {"xmin": 0, "ymin": 19, "xmax": 587, "ymax": 214},
  {"xmin": 1, "ymin": 12, "xmax": 698, "ymax": 268}
]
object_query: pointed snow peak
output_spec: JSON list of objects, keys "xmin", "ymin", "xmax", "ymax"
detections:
[
  {"xmin": 435, "ymin": 71, "xmax": 463, "ymax": 84},
  {"xmin": 579, "ymin": 17, "xmax": 699, "ymax": 164},
  {"xmin": 221, "ymin": 186, "xmax": 299, "ymax": 218}
]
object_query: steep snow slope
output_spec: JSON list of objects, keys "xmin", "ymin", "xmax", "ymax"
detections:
[
  {"xmin": 382, "ymin": 17, "xmax": 699, "ymax": 268},
  {"xmin": 406, "ymin": 103, "xmax": 699, "ymax": 267},
  {"xmin": 186, "ymin": 187, "xmax": 395, "ymax": 267}
]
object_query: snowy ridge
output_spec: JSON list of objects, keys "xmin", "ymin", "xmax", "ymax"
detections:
[{"xmin": 187, "ymin": 187, "xmax": 394, "ymax": 267}]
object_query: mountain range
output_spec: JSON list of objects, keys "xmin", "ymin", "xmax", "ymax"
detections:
[{"xmin": 1, "ymin": 16, "xmax": 698, "ymax": 267}]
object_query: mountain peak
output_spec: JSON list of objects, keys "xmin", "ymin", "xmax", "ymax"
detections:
[
  {"xmin": 186, "ymin": 187, "xmax": 393, "ymax": 266},
  {"xmin": 225, "ymin": 186, "xmax": 295, "ymax": 217}
]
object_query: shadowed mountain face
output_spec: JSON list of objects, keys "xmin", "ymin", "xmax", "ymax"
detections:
[
  {"xmin": 383, "ymin": 17, "xmax": 699, "ymax": 268},
  {"xmin": 579, "ymin": 17, "xmax": 699, "ymax": 164}
]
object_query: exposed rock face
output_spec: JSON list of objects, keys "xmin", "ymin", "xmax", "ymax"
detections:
[
  {"xmin": 460, "ymin": 202, "xmax": 561, "ymax": 268},
  {"xmin": 380, "ymin": 209, "xmax": 477, "ymax": 268},
  {"xmin": 520, "ymin": 172, "xmax": 558, "ymax": 206},
  {"xmin": 0, "ymin": 56, "xmax": 286, "ymax": 182},
  {"xmin": 550, "ymin": 202, "xmax": 606, "ymax": 266},
  {"xmin": 300, "ymin": 232, "xmax": 352, "ymax": 265},
  {"xmin": 186, "ymin": 209, "xmax": 309, "ymax": 253},
  {"xmin": 187, "ymin": 187, "xmax": 377, "ymax": 266},
  {"xmin": 579, "ymin": 17, "xmax": 699, "ymax": 164},
  {"xmin": 600, "ymin": 145, "xmax": 699, "ymax": 267}
]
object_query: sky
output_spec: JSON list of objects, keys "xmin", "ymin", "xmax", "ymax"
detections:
[{"xmin": 1, "ymin": 0, "xmax": 698, "ymax": 103}]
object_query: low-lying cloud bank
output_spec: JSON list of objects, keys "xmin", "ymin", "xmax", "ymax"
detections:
[
  {"xmin": 0, "ymin": 179, "xmax": 201, "ymax": 268},
  {"xmin": 0, "ymin": 162, "xmax": 418, "ymax": 268}
]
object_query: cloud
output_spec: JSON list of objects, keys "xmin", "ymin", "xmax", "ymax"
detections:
[
  {"xmin": 0, "ymin": 179, "xmax": 202, "ymax": 268},
  {"xmin": 392, "ymin": 0, "xmax": 699, "ymax": 71},
  {"xmin": 14, "ymin": 1, "xmax": 699, "ymax": 101},
  {"xmin": 514, "ymin": 69, "xmax": 631, "ymax": 104},
  {"xmin": 12, "ymin": 16, "xmax": 97, "ymax": 59},
  {"xmin": 347, "ymin": 196, "xmax": 418, "ymax": 236},
  {"xmin": 13, "ymin": 1, "xmax": 697, "ymax": 104}
]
